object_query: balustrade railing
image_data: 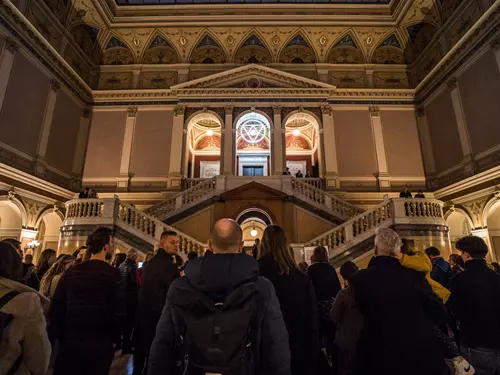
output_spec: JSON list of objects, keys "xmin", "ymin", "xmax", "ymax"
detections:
[
  {"xmin": 63, "ymin": 198, "xmax": 207, "ymax": 254},
  {"xmin": 291, "ymin": 178, "xmax": 362, "ymax": 220},
  {"xmin": 301, "ymin": 178, "xmax": 324, "ymax": 190},
  {"xmin": 145, "ymin": 176, "xmax": 217, "ymax": 219},
  {"xmin": 305, "ymin": 198, "xmax": 445, "ymax": 255},
  {"xmin": 182, "ymin": 178, "xmax": 209, "ymax": 190}
]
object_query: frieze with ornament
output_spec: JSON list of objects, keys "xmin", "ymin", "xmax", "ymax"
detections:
[
  {"xmin": 463, "ymin": 198, "xmax": 489, "ymax": 227},
  {"xmin": 26, "ymin": 4, "xmax": 61, "ymax": 50},
  {"xmin": 445, "ymin": 2, "xmax": 482, "ymax": 48},
  {"xmin": 141, "ymin": 72, "xmax": 178, "ymax": 89},
  {"xmin": 402, "ymin": 0, "xmax": 440, "ymax": 28},
  {"xmin": 195, "ymin": 135, "xmax": 221, "ymax": 150},
  {"xmin": 374, "ymin": 72, "xmax": 410, "ymax": 89},
  {"xmin": 329, "ymin": 71, "xmax": 365, "ymax": 88},
  {"xmin": 285, "ymin": 135, "xmax": 311, "ymax": 150},
  {"xmin": 237, "ymin": 138, "xmax": 269, "ymax": 150}
]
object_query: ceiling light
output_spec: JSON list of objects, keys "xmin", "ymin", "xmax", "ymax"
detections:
[
  {"xmin": 293, "ymin": 129, "xmax": 300, "ymax": 136},
  {"xmin": 206, "ymin": 129, "xmax": 213, "ymax": 136},
  {"xmin": 251, "ymin": 221, "xmax": 258, "ymax": 237}
]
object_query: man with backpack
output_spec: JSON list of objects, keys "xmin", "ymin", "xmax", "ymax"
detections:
[{"xmin": 148, "ymin": 218, "xmax": 291, "ymax": 375}]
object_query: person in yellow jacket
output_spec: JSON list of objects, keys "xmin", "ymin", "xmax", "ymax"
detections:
[{"xmin": 398, "ymin": 240, "xmax": 451, "ymax": 303}]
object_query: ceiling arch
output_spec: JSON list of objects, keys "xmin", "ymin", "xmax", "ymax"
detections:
[
  {"xmin": 142, "ymin": 32, "xmax": 180, "ymax": 64},
  {"xmin": 189, "ymin": 32, "xmax": 228, "ymax": 64},
  {"xmin": 279, "ymin": 33, "xmax": 317, "ymax": 64},
  {"xmin": 233, "ymin": 32, "xmax": 273, "ymax": 64},
  {"xmin": 326, "ymin": 32, "xmax": 365, "ymax": 64},
  {"xmin": 101, "ymin": 35, "xmax": 135, "ymax": 65},
  {"xmin": 371, "ymin": 33, "xmax": 405, "ymax": 64}
]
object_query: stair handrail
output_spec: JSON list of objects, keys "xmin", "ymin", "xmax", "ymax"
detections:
[
  {"xmin": 304, "ymin": 198, "xmax": 445, "ymax": 259},
  {"xmin": 145, "ymin": 176, "xmax": 217, "ymax": 219},
  {"xmin": 291, "ymin": 177, "xmax": 363, "ymax": 220},
  {"xmin": 64, "ymin": 198, "xmax": 207, "ymax": 254}
]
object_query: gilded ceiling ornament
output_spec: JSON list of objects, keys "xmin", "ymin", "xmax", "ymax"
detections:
[
  {"xmin": 132, "ymin": 37, "xmax": 140, "ymax": 48},
  {"xmin": 179, "ymin": 36, "xmax": 187, "ymax": 47},
  {"xmin": 272, "ymin": 35, "xmax": 280, "ymax": 46},
  {"xmin": 319, "ymin": 35, "xmax": 327, "ymax": 46},
  {"xmin": 366, "ymin": 36, "xmax": 374, "ymax": 46},
  {"xmin": 226, "ymin": 35, "xmax": 235, "ymax": 47}
]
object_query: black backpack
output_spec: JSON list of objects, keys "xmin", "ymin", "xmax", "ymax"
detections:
[
  {"xmin": 0, "ymin": 291, "xmax": 23, "ymax": 375},
  {"xmin": 173, "ymin": 281, "xmax": 258, "ymax": 375}
]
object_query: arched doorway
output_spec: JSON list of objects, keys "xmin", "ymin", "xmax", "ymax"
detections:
[
  {"xmin": 486, "ymin": 201, "xmax": 500, "ymax": 261},
  {"xmin": 0, "ymin": 200, "xmax": 22, "ymax": 240},
  {"xmin": 446, "ymin": 210, "xmax": 473, "ymax": 251},
  {"xmin": 236, "ymin": 208, "xmax": 272, "ymax": 250},
  {"xmin": 185, "ymin": 112, "xmax": 222, "ymax": 178},
  {"xmin": 37, "ymin": 211, "xmax": 63, "ymax": 252},
  {"xmin": 284, "ymin": 112, "xmax": 321, "ymax": 178},
  {"xmin": 235, "ymin": 112, "xmax": 271, "ymax": 176}
]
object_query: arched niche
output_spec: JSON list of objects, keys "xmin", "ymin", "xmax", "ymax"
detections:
[
  {"xmin": 37, "ymin": 211, "xmax": 63, "ymax": 251},
  {"xmin": 101, "ymin": 36, "xmax": 134, "ymax": 65},
  {"xmin": 142, "ymin": 34, "xmax": 180, "ymax": 64},
  {"xmin": 190, "ymin": 34, "xmax": 227, "ymax": 64},
  {"xmin": 327, "ymin": 34, "xmax": 364, "ymax": 64},
  {"xmin": 234, "ymin": 34, "xmax": 272, "ymax": 64},
  {"xmin": 279, "ymin": 34, "xmax": 316, "ymax": 64},
  {"xmin": 371, "ymin": 33, "xmax": 406, "ymax": 64},
  {"xmin": 0, "ymin": 200, "xmax": 23, "ymax": 240},
  {"xmin": 445, "ymin": 209, "xmax": 473, "ymax": 250}
]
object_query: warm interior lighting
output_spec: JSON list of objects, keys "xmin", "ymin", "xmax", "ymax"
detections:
[
  {"xmin": 293, "ymin": 129, "xmax": 300, "ymax": 136},
  {"xmin": 206, "ymin": 129, "xmax": 213, "ymax": 136},
  {"xmin": 250, "ymin": 221, "xmax": 258, "ymax": 237}
]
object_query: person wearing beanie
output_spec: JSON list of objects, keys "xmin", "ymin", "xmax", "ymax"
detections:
[{"xmin": 449, "ymin": 236, "xmax": 500, "ymax": 374}]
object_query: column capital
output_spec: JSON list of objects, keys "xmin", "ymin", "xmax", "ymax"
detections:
[
  {"xmin": 127, "ymin": 106, "xmax": 138, "ymax": 118},
  {"xmin": 369, "ymin": 106, "xmax": 380, "ymax": 117},
  {"xmin": 82, "ymin": 108, "xmax": 91, "ymax": 118},
  {"xmin": 321, "ymin": 105, "xmax": 332, "ymax": 116},
  {"xmin": 225, "ymin": 106, "xmax": 233, "ymax": 115},
  {"xmin": 174, "ymin": 106, "xmax": 185, "ymax": 117},
  {"xmin": 50, "ymin": 80, "xmax": 61, "ymax": 92},
  {"xmin": 447, "ymin": 78, "xmax": 457, "ymax": 91},
  {"xmin": 416, "ymin": 107, "xmax": 426, "ymax": 118},
  {"xmin": 272, "ymin": 106, "xmax": 281, "ymax": 115},
  {"xmin": 5, "ymin": 39, "xmax": 18, "ymax": 54}
]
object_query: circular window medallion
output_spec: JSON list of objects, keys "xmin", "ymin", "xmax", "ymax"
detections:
[{"xmin": 240, "ymin": 119, "xmax": 267, "ymax": 144}]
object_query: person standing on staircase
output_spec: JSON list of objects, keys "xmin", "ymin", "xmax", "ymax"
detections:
[{"xmin": 133, "ymin": 231, "xmax": 180, "ymax": 375}]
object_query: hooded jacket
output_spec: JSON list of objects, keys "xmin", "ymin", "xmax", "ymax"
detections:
[
  {"xmin": 400, "ymin": 252, "xmax": 451, "ymax": 303},
  {"xmin": 148, "ymin": 253, "xmax": 291, "ymax": 375}
]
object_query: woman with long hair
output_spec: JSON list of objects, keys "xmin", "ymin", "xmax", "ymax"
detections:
[
  {"xmin": 258, "ymin": 225, "xmax": 319, "ymax": 375},
  {"xmin": 40, "ymin": 255, "xmax": 75, "ymax": 299},
  {"xmin": 26, "ymin": 248, "xmax": 57, "ymax": 291},
  {"xmin": 112, "ymin": 253, "xmax": 127, "ymax": 268}
]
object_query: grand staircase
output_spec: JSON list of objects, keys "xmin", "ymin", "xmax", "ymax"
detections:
[{"xmin": 60, "ymin": 177, "xmax": 447, "ymax": 264}]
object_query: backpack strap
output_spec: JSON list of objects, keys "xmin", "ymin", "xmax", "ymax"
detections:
[{"xmin": 0, "ymin": 291, "xmax": 19, "ymax": 311}]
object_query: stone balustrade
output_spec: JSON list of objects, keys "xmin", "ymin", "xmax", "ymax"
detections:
[
  {"xmin": 63, "ymin": 198, "xmax": 207, "ymax": 254},
  {"xmin": 305, "ymin": 198, "xmax": 446, "ymax": 257}
]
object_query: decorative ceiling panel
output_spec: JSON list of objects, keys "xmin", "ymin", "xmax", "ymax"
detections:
[{"xmin": 115, "ymin": 0, "xmax": 390, "ymax": 4}]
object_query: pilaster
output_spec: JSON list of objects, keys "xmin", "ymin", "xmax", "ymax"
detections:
[
  {"xmin": 321, "ymin": 106, "xmax": 340, "ymax": 189},
  {"xmin": 0, "ymin": 39, "xmax": 17, "ymax": 113},
  {"xmin": 223, "ymin": 106, "xmax": 234, "ymax": 175},
  {"xmin": 365, "ymin": 69, "xmax": 375, "ymax": 88},
  {"xmin": 118, "ymin": 107, "xmax": 138, "ymax": 188},
  {"xmin": 273, "ymin": 106, "xmax": 284, "ymax": 175},
  {"xmin": 369, "ymin": 106, "xmax": 391, "ymax": 190},
  {"xmin": 447, "ymin": 78, "xmax": 475, "ymax": 175},
  {"xmin": 132, "ymin": 70, "xmax": 141, "ymax": 89},
  {"xmin": 177, "ymin": 69, "xmax": 190, "ymax": 84},
  {"xmin": 72, "ymin": 108, "xmax": 92, "ymax": 176},
  {"xmin": 168, "ymin": 106, "xmax": 185, "ymax": 188},
  {"xmin": 415, "ymin": 107, "xmax": 436, "ymax": 176},
  {"xmin": 317, "ymin": 69, "xmax": 329, "ymax": 84},
  {"xmin": 35, "ymin": 80, "xmax": 60, "ymax": 176}
]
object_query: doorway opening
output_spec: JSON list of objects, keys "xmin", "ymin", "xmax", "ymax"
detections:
[{"xmin": 236, "ymin": 112, "xmax": 271, "ymax": 176}]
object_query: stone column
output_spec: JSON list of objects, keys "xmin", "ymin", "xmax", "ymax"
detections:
[
  {"xmin": 168, "ymin": 106, "xmax": 185, "ymax": 188},
  {"xmin": 321, "ymin": 106, "xmax": 340, "ymax": 189},
  {"xmin": 35, "ymin": 81, "xmax": 60, "ymax": 176},
  {"xmin": 415, "ymin": 107, "xmax": 436, "ymax": 175},
  {"xmin": 369, "ymin": 106, "xmax": 391, "ymax": 190},
  {"xmin": 118, "ymin": 107, "xmax": 138, "ymax": 188},
  {"xmin": 365, "ymin": 69, "xmax": 375, "ymax": 88},
  {"xmin": 223, "ymin": 107, "xmax": 234, "ymax": 175},
  {"xmin": 448, "ymin": 78, "xmax": 474, "ymax": 174},
  {"xmin": 273, "ymin": 106, "xmax": 284, "ymax": 175},
  {"xmin": 72, "ymin": 108, "xmax": 92, "ymax": 175},
  {"xmin": 0, "ymin": 39, "xmax": 17, "ymax": 114},
  {"xmin": 181, "ymin": 128, "xmax": 190, "ymax": 178}
]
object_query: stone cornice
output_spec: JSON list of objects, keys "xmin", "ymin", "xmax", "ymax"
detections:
[{"xmin": 0, "ymin": 0, "xmax": 92, "ymax": 102}]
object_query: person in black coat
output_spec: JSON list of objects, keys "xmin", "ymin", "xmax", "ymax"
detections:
[
  {"xmin": 148, "ymin": 219, "xmax": 291, "ymax": 375},
  {"xmin": 353, "ymin": 227, "xmax": 448, "ymax": 375},
  {"xmin": 119, "ymin": 248, "xmax": 138, "ymax": 354},
  {"xmin": 133, "ymin": 231, "xmax": 180, "ymax": 375},
  {"xmin": 449, "ymin": 236, "xmax": 500, "ymax": 374},
  {"xmin": 258, "ymin": 225, "xmax": 318, "ymax": 375}
]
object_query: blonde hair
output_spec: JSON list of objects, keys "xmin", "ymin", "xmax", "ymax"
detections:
[{"xmin": 374, "ymin": 227, "xmax": 402, "ymax": 257}]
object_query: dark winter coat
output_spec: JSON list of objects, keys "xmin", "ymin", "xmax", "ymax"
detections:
[
  {"xmin": 148, "ymin": 253, "xmax": 291, "ymax": 375},
  {"xmin": 430, "ymin": 257, "xmax": 452, "ymax": 289},
  {"xmin": 449, "ymin": 258, "xmax": 500, "ymax": 350},
  {"xmin": 136, "ymin": 249, "xmax": 180, "ymax": 349},
  {"xmin": 307, "ymin": 262, "xmax": 342, "ymax": 302},
  {"xmin": 119, "ymin": 258, "xmax": 138, "ymax": 311},
  {"xmin": 259, "ymin": 256, "xmax": 319, "ymax": 375},
  {"xmin": 353, "ymin": 256, "xmax": 448, "ymax": 375}
]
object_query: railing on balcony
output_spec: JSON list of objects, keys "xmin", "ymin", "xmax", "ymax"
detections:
[
  {"xmin": 182, "ymin": 178, "xmax": 209, "ymax": 190},
  {"xmin": 291, "ymin": 177, "xmax": 362, "ymax": 220},
  {"xmin": 64, "ymin": 198, "xmax": 207, "ymax": 255},
  {"xmin": 305, "ymin": 198, "xmax": 445, "ymax": 256},
  {"xmin": 301, "ymin": 178, "xmax": 324, "ymax": 190},
  {"xmin": 145, "ymin": 176, "xmax": 217, "ymax": 220}
]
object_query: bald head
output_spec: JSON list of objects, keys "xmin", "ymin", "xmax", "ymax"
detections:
[{"xmin": 210, "ymin": 219, "xmax": 243, "ymax": 254}]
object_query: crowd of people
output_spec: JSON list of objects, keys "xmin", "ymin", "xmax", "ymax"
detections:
[{"xmin": 0, "ymin": 220, "xmax": 499, "ymax": 375}]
